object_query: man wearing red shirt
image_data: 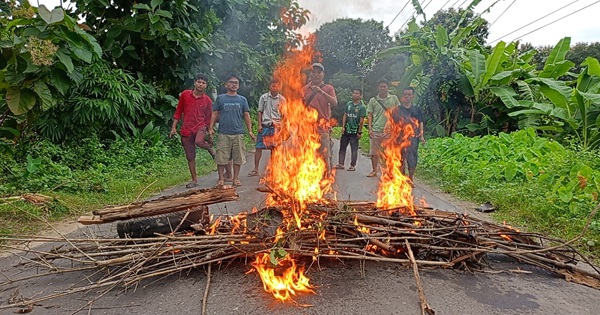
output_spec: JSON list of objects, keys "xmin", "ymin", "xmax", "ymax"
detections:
[{"xmin": 170, "ymin": 73, "xmax": 215, "ymax": 188}]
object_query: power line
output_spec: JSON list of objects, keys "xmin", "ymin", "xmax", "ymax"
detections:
[
  {"xmin": 489, "ymin": 0, "xmax": 580, "ymax": 43},
  {"xmin": 387, "ymin": 0, "xmax": 412, "ymax": 28},
  {"xmin": 451, "ymin": 0, "xmax": 462, "ymax": 8},
  {"xmin": 489, "ymin": 0, "xmax": 516, "ymax": 27},
  {"xmin": 398, "ymin": 0, "xmax": 433, "ymax": 31},
  {"xmin": 512, "ymin": 0, "xmax": 600, "ymax": 42},
  {"xmin": 458, "ymin": 0, "xmax": 469, "ymax": 8},
  {"xmin": 440, "ymin": 0, "xmax": 454, "ymax": 11}
]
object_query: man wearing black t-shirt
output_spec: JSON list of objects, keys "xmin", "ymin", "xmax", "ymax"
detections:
[{"xmin": 391, "ymin": 87, "xmax": 425, "ymax": 186}]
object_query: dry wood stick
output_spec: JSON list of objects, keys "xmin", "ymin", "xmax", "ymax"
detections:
[
  {"xmin": 202, "ymin": 263, "xmax": 212, "ymax": 315},
  {"xmin": 405, "ymin": 240, "xmax": 435, "ymax": 315}
]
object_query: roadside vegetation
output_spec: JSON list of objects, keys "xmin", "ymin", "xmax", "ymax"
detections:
[
  {"xmin": 418, "ymin": 129, "xmax": 600, "ymax": 258},
  {"xmin": 2, "ymin": 0, "xmax": 600, "ymax": 260}
]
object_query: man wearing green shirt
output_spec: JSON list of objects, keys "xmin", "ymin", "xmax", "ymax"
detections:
[
  {"xmin": 334, "ymin": 88, "xmax": 366, "ymax": 171},
  {"xmin": 366, "ymin": 79, "xmax": 399, "ymax": 177}
]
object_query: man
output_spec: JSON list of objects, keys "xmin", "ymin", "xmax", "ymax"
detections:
[
  {"xmin": 333, "ymin": 88, "xmax": 366, "ymax": 172},
  {"xmin": 302, "ymin": 62, "xmax": 337, "ymax": 173},
  {"xmin": 170, "ymin": 73, "xmax": 214, "ymax": 189},
  {"xmin": 366, "ymin": 79, "xmax": 400, "ymax": 177},
  {"xmin": 249, "ymin": 77, "xmax": 286, "ymax": 177},
  {"xmin": 208, "ymin": 74, "xmax": 255, "ymax": 187},
  {"xmin": 392, "ymin": 86, "xmax": 425, "ymax": 186}
]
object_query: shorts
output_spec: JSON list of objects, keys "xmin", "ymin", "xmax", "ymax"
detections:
[
  {"xmin": 369, "ymin": 131, "xmax": 390, "ymax": 156},
  {"xmin": 256, "ymin": 127, "xmax": 276, "ymax": 149},
  {"xmin": 215, "ymin": 133, "xmax": 246, "ymax": 166},
  {"xmin": 181, "ymin": 128, "xmax": 211, "ymax": 161},
  {"xmin": 401, "ymin": 138, "xmax": 420, "ymax": 169}
]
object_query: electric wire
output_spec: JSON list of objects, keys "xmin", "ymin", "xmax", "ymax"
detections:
[
  {"xmin": 511, "ymin": 0, "xmax": 600, "ymax": 42},
  {"xmin": 489, "ymin": 0, "xmax": 580, "ymax": 43},
  {"xmin": 489, "ymin": 0, "xmax": 517, "ymax": 27},
  {"xmin": 440, "ymin": 0, "xmax": 454, "ymax": 11},
  {"xmin": 387, "ymin": 0, "xmax": 412, "ymax": 28}
]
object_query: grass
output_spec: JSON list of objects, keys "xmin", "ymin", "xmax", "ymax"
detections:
[{"xmin": 0, "ymin": 152, "xmax": 214, "ymax": 237}]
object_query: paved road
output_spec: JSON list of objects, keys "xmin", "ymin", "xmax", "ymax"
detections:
[{"xmin": 1, "ymin": 141, "xmax": 598, "ymax": 314}]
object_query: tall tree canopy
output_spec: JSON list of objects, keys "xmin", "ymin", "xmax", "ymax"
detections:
[{"xmin": 315, "ymin": 18, "xmax": 392, "ymax": 78}]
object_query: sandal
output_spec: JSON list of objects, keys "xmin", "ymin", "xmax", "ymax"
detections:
[
  {"xmin": 333, "ymin": 164, "xmax": 345, "ymax": 170},
  {"xmin": 185, "ymin": 182, "xmax": 198, "ymax": 189},
  {"xmin": 216, "ymin": 180, "xmax": 224, "ymax": 188},
  {"xmin": 248, "ymin": 170, "xmax": 260, "ymax": 177},
  {"xmin": 366, "ymin": 171, "xmax": 377, "ymax": 177},
  {"xmin": 233, "ymin": 179, "xmax": 242, "ymax": 187},
  {"xmin": 347, "ymin": 166, "xmax": 356, "ymax": 171}
]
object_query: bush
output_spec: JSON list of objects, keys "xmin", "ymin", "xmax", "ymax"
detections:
[{"xmin": 418, "ymin": 128, "xmax": 600, "ymax": 251}]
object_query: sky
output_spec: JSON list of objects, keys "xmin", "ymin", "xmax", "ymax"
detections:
[
  {"xmin": 33, "ymin": 0, "xmax": 600, "ymax": 46},
  {"xmin": 297, "ymin": 0, "xmax": 600, "ymax": 46}
]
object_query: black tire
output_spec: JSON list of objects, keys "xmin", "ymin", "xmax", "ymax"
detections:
[{"xmin": 117, "ymin": 206, "xmax": 208, "ymax": 238}]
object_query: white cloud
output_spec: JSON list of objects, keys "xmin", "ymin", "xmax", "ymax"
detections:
[{"xmin": 298, "ymin": 0, "xmax": 600, "ymax": 46}]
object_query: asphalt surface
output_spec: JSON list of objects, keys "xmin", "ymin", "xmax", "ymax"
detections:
[{"xmin": 1, "ymin": 141, "xmax": 599, "ymax": 315}]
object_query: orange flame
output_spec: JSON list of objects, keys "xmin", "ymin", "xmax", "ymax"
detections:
[
  {"xmin": 262, "ymin": 34, "xmax": 334, "ymax": 228},
  {"xmin": 252, "ymin": 253, "xmax": 314, "ymax": 302},
  {"xmin": 376, "ymin": 112, "xmax": 417, "ymax": 214}
]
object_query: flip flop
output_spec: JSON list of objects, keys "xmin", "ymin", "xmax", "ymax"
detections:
[
  {"xmin": 248, "ymin": 170, "xmax": 260, "ymax": 177},
  {"xmin": 347, "ymin": 166, "xmax": 356, "ymax": 171},
  {"xmin": 185, "ymin": 182, "xmax": 198, "ymax": 189},
  {"xmin": 233, "ymin": 179, "xmax": 242, "ymax": 187},
  {"xmin": 366, "ymin": 171, "xmax": 377, "ymax": 177},
  {"xmin": 333, "ymin": 164, "xmax": 345, "ymax": 169}
]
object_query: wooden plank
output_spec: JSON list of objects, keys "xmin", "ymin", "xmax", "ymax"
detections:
[{"xmin": 78, "ymin": 188, "xmax": 238, "ymax": 225}]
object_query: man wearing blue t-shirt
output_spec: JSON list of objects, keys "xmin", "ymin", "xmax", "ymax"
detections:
[{"xmin": 209, "ymin": 74, "xmax": 255, "ymax": 187}]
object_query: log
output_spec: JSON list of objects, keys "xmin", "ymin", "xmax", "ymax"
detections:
[{"xmin": 78, "ymin": 188, "xmax": 238, "ymax": 225}]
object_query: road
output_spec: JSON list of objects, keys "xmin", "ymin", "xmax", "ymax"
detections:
[{"xmin": 0, "ymin": 141, "xmax": 598, "ymax": 314}]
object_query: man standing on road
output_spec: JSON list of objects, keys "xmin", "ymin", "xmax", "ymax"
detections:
[
  {"xmin": 302, "ymin": 62, "xmax": 337, "ymax": 173},
  {"xmin": 209, "ymin": 74, "xmax": 255, "ymax": 188},
  {"xmin": 392, "ymin": 86, "xmax": 425, "ymax": 186},
  {"xmin": 248, "ymin": 77, "xmax": 286, "ymax": 177},
  {"xmin": 366, "ymin": 79, "xmax": 399, "ymax": 178},
  {"xmin": 170, "ymin": 73, "xmax": 215, "ymax": 189},
  {"xmin": 333, "ymin": 88, "xmax": 366, "ymax": 172}
]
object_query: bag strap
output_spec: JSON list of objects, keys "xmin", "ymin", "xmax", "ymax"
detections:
[
  {"xmin": 376, "ymin": 98, "xmax": 388, "ymax": 113},
  {"xmin": 304, "ymin": 83, "xmax": 326, "ymax": 106}
]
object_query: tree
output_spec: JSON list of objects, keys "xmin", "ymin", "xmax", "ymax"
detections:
[
  {"xmin": 567, "ymin": 42, "xmax": 600, "ymax": 74},
  {"xmin": 315, "ymin": 18, "xmax": 392, "ymax": 79},
  {"xmin": 425, "ymin": 8, "xmax": 489, "ymax": 46},
  {"xmin": 73, "ymin": 0, "xmax": 308, "ymax": 103}
]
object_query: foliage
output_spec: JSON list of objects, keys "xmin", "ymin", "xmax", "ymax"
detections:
[
  {"xmin": 0, "ymin": 132, "xmax": 207, "ymax": 195},
  {"xmin": 0, "ymin": 2, "xmax": 101, "ymax": 134},
  {"xmin": 567, "ymin": 42, "xmax": 600, "ymax": 74},
  {"xmin": 35, "ymin": 59, "xmax": 166, "ymax": 142},
  {"xmin": 73, "ymin": 0, "xmax": 308, "ymax": 103},
  {"xmin": 315, "ymin": 18, "xmax": 392, "ymax": 79},
  {"xmin": 424, "ymin": 8, "xmax": 489, "ymax": 46},
  {"xmin": 419, "ymin": 129, "xmax": 600, "ymax": 250}
]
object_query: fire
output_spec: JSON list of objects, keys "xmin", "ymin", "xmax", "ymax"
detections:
[
  {"xmin": 252, "ymin": 252, "xmax": 314, "ymax": 302},
  {"xmin": 262, "ymin": 34, "xmax": 334, "ymax": 226},
  {"xmin": 376, "ymin": 113, "xmax": 417, "ymax": 215},
  {"xmin": 249, "ymin": 34, "xmax": 335, "ymax": 302}
]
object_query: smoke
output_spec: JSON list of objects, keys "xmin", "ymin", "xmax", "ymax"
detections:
[{"xmin": 297, "ymin": 0, "xmax": 409, "ymax": 34}]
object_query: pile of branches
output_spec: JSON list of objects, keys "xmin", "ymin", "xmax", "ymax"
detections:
[{"xmin": 1, "ymin": 199, "xmax": 600, "ymax": 312}]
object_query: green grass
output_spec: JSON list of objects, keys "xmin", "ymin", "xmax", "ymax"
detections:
[{"xmin": 0, "ymin": 148, "xmax": 215, "ymax": 238}]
